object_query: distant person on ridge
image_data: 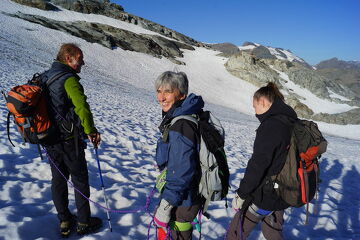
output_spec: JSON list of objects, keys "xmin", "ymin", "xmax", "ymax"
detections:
[
  {"xmin": 42, "ymin": 43, "xmax": 102, "ymax": 237},
  {"xmin": 153, "ymin": 71, "xmax": 204, "ymax": 239},
  {"xmin": 227, "ymin": 82, "xmax": 297, "ymax": 240}
]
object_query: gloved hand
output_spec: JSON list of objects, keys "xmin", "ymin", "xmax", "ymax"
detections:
[
  {"xmin": 88, "ymin": 132, "xmax": 101, "ymax": 148},
  {"xmin": 232, "ymin": 192, "xmax": 245, "ymax": 211},
  {"xmin": 154, "ymin": 199, "xmax": 173, "ymax": 228}
]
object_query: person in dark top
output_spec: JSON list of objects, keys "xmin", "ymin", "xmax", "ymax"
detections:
[
  {"xmin": 42, "ymin": 43, "xmax": 102, "ymax": 237},
  {"xmin": 227, "ymin": 82, "xmax": 297, "ymax": 240},
  {"xmin": 153, "ymin": 71, "xmax": 204, "ymax": 239}
]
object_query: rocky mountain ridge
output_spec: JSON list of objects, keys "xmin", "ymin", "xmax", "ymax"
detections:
[
  {"xmin": 315, "ymin": 58, "xmax": 360, "ymax": 97},
  {"xmin": 7, "ymin": 11, "xmax": 194, "ymax": 64},
  {"xmin": 316, "ymin": 57, "xmax": 360, "ymax": 70},
  {"xmin": 224, "ymin": 44, "xmax": 360, "ymax": 124},
  {"xmin": 12, "ymin": 0, "xmax": 207, "ymax": 48}
]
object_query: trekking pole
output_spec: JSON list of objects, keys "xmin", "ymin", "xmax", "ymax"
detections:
[
  {"xmin": 94, "ymin": 146, "xmax": 112, "ymax": 232},
  {"xmin": 37, "ymin": 144, "xmax": 44, "ymax": 160}
]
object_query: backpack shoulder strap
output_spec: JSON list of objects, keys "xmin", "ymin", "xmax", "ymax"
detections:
[
  {"xmin": 170, "ymin": 114, "xmax": 198, "ymax": 126},
  {"xmin": 162, "ymin": 115, "xmax": 198, "ymax": 142},
  {"xmin": 45, "ymin": 72, "xmax": 74, "ymax": 87}
]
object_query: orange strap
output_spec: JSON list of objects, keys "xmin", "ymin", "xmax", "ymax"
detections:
[{"xmin": 300, "ymin": 146, "xmax": 319, "ymax": 172}]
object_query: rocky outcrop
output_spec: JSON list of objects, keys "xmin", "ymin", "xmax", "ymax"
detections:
[
  {"xmin": 315, "ymin": 58, "xmax": 360, "ymax": 96},
  {"xmin": 316, "ymin": 68, "xmax": 360, "ymax": 96},
  {"xmin": 8, "ymin": 12, "xmax": 194, "ymax": 64},
  {"xmin": 11, "ymin": 0, "xmax": 206, "ymax": 48},
  {"xmin": 51, "ymin": 0, "xmax": 124, "ymax": 14},
  {"xmin": 225, "ymin": 51, "xmax": 282, "ymax": 86},
  {"xmin": 285, "ymin": 95, "xmax": 314, "ymax": 118},
  {"xmin": 12, "ymin": 0, "xmax": 59, "ymax": 10},
  {"xmin": 239, "ymin": 44, "xmax": 312, "ymax": 69},
  {"xmin": 242, "ymin": 41, "xmax": 257, "ymax": 47},
  {"xmin": 312, "ymin": 108, "xmax": 360, "ymax": 125},
  {"xmin": 225, "ymin": 50, "xmax": 360, "ymax": 124},
  {"xmin": 209, "ymin": 43, "xmax": 240, "ymax": 57},
  {"xmin": 251, "ymin": 45, "xmax": 277, "ymax": 60},
  {"xmin": 287, "ymin": 66, "xmax": 360, "ymax": 105}
]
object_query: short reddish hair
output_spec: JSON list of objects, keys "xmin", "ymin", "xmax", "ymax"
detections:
[{"xmin": 56, "ymin": 43, "xmax": 82, "ymax": 62}]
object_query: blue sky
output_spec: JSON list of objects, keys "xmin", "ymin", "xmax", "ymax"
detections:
[{"xmin": 113, "ymin": 0, "xmax": 360, "ymax": 65}]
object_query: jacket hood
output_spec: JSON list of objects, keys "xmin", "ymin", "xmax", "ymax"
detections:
[
  {"xmin": 172, "ymin": 93, "xmax": 204, "ymax": 117},
  {"xmin": 256, "ymin": 97, "xmax": 297, "ymax": 123}
]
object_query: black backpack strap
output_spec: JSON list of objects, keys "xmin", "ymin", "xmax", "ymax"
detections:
[
  {"xmin": 7, "ymin": 112, "xmax": 15, "ymax": 147},
  {"xmin": 162, "ymin": 115, "xmax": 198, "ymax": 142},
  {"xmin": 1, "ymin": 90, "xmax": 8, "ymax": 101},
  {"xmin": 45, "ymin": 72, "xmax": 73, "ymax": 87},
  {"xmin": 170, "ymin": 115, "xmax": 198, "ymax": 126}
]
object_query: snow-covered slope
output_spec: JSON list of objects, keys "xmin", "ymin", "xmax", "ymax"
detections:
[{"xmin": 0, "ymin": 1, "xmax": 359, "ymax": 239}]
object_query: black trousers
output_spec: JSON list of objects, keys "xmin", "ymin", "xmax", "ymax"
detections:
[
  {"xmin": 45, "ymin": 140, "xmax": 91, "ymax": 223},
  {"xmin": 227, "ymin": 210, "xmax": 284, "ymax": 240}
]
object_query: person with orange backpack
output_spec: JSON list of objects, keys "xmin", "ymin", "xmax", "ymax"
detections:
[
  {"xmin": 227, "ymin": 82, "xmax": 296, "ymax": 240},
  {"xmin": 40, "ymin": 43, "xmax": 102, "ymax": 237}
]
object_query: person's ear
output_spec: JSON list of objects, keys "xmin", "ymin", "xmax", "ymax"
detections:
[
  {"xmin": 179, "ymin": 94, "xmax": 186, "ymax": 100},
  {"xmin": 64, "ymin": 54, "xmax": 72, "ymax": 64}
]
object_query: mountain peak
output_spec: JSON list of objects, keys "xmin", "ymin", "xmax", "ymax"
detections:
[{"xmin": 316, "ymin": 58, "xmax": 360, "ymax": 70}]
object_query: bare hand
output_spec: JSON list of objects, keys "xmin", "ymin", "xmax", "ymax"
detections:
[{"xmin": 88, "ymin": 132, "xmax": 101, "ymax": 148}]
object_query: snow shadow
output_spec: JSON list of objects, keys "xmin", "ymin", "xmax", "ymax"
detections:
[
  {"xmin": 239, "ymin": 158, "xmax": 360, "ymax": 240},
  {"xmin": 338, "ymin": 165, "xmax": 360, "ymax": 239},
  {"xmin": 281, "ymin": 158, "xmax": 359, "ymax": 239}
]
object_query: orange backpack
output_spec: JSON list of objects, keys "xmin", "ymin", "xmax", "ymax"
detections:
[{"xmin": 3, "ymin": 72, "xmax": 68, "ymax": 146}]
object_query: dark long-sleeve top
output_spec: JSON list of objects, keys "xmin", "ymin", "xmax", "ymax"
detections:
[{"xmin": 237, "ymin": 98, "xmax": 297, "ymax": 210}]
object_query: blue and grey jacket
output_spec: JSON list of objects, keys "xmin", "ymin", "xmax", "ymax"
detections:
[{"xmin": 155, "ymin": 93, "xmax": 204, "ymax": 207}]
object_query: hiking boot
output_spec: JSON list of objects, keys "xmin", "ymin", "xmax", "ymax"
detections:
[
  {"xmin": 60, "ymin": 215, "xmax": 76, "ymax": 238},
  {"xmin": 77, "ymin": 217, "xmax": 102, "ymax": 235}
]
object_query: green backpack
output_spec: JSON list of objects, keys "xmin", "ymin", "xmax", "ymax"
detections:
[{"xmin": 271, "ymin": 117, "xmax": 327, "ymax": 223}]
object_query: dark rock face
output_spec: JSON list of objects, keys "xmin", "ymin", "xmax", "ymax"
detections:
[
  {"xmin": 11, "ymin": 0, "xmax": 206, "ymax": 48},
  {"xmin": 251, "ymin": 46, "xmax": 276, "ymax": 59},
  {"xmin": 316, "ymin": 68, "xmax": 360, "ymax": 96},
  {"xmin": 210, "ymin": 43, "xmax": 240, "ymax": 57},
  {"xmin": 50, "ymin": 0, "xmax": 124, "ymax": 14},
  {"xmin": 225, "ymin": 50, "xmax": 360, "ymax": 124},
  {"xmin": 316, "ymin": 58, "xmax": 360, "ymax": 96},
  {"xmin": 316, "ymin": 57, "xmax": 360, "ymax": 70},
  {"xmin": 242, "ymin": 41, "xmax": 256, "ymax": 47},
  {"xmin": 274, "ymin": 48, "xmax": 287, "ymax": 59},
  {"xmin": 313, "ymin": 108, "xmax": 360, "ymax": 125},
  {"xmin": 12, "ymin": 0, "xmax": 59, "ymax": 10},
  {"xmin": 49, "ymin": 0, "xmax": 205, "ymax": 47},
  {"xmin": 8, "ymin": 12, "xmax": 194, "ymax": 64}
]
